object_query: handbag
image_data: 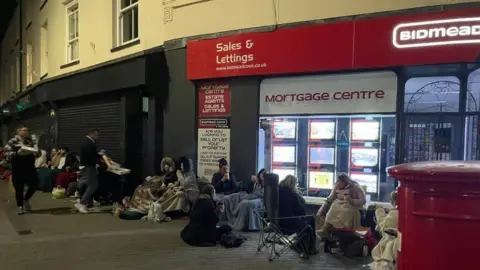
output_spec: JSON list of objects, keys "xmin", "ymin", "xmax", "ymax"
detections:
[{"xmin": 52, "ymin": 185, "xmax": 66, "ymax": 199}]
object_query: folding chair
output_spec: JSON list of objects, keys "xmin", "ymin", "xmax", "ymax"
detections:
[{"xmin": 254, "ymin": 173, "xmax": 314, "ymax": 261}]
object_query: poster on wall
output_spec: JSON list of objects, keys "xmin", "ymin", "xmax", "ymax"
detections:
[
  {"xmin": 198, "ymin": 83, "xmax": 231, "ymax": 116},
  {"xmin": 197, "ymin": 118, "xmax": 230, "ymax": 181}
]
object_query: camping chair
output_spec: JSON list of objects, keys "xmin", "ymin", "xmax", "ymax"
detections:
[{"xmin": 254, "ymin": 173, "xmax": 313, "ymax": 261}]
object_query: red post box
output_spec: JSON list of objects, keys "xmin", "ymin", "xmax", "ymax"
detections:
[{"xmin": 388, "ymin": 161, "xmax": 480, "ymax": 270}]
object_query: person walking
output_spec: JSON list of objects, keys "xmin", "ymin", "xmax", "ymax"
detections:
[
  {"xmin": 75, "ymin": 129, "xmax": 100, "ymax": 214},
  {"xmin": 4, "ymin": 126, "xmax": 39, "ymax": 215}
]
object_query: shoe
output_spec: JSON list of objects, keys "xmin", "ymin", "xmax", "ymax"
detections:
[
  {"xmin": 23, "ymin": 201, "xmax": 32, "ymax": 212},
  {"xmin": 17, "ymin": 207, "xmax": 25, "ymax": 215},
  {"xmin": 75, "ymin": 203, "xmax": 89, "ymax": 214}
]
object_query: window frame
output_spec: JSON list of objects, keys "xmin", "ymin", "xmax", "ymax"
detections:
[
  {"xmin": 25, "ymin": 44, "xmax": 33, "ymax": 87},
  {"xmin": 117, "ymin": 0, "xmax": 139, "ymax": 46},
  {"xmin": 65, "ymin": 0, "xmax": 79, "ymax": 63}
]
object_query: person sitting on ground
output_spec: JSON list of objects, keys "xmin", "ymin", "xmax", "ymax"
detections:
[
  {"xmin": 49, "ymin": 148, "xmax": 61, "ymax": 169},
  {"xmin": 218, "ymin": 168, "xmax": 265, "ymax": 231},
  {"xmin": 278, "ymin": 175, "xmax": 318, "ymax": 256},
  {"xmin": 211, "ymin": 158, "xmax": 237, "ymax": 195},
  {"xmin": 155, "ymin": 157, "xmax": 191, "ymax": 217},
  {"xmin": 180, "ymin": 184, "xmax": 226, "ymax": 247},
  {"xmin": 55, "ymin": 148, "xmax": 80, "ymax": 189},
  {"xmin": 176, "ymin": 157, "xmax": 199, "ymax": 206},
  {"xmin": 370, "ymin": 191, "xmax": 399, "ymax": 270},
  {"xmin": 119, "ymin": 157, "xmax": 177, "ymax": 220},
  {"xmin": 316, "ymin": 173, "xmax": 366, "ymax": 238}
]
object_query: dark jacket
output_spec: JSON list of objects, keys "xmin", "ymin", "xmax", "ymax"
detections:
[
  {"xmin": 278, "ymin": 186, "xmax": 306, "ymax": 234},
  {"xmin": 180, "ymin": 194, "xmax": 218, "ymax": 246},
  {"xmin": 211, "ymin": 172, "xmax": 237, "ymax": 194},
  {"xmin": 4, "ymin": 135, "xmax": 37, "ymax": 177},
  {"xmin": 80, "ymin": 137, "xmax": 98, "ymax": 166}
]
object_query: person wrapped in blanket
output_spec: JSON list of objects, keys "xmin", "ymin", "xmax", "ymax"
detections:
[
  {"xmin": 217, "ymin": 169, "xmax": 265, "ymax": 231},
  {"xmin": 120, "ymin": 157, "xmax": 197, "ymax": 220},
  {"xmin": 316, "ymin": 173, "xmax": 366, "ymax": 238},
  {"xmin": 370, "ymin": 191, "xmax": 399, "ymax": 270},
  {"xmin": 119, "ymin": 157, "xmax": 175, "ymax": 219}
]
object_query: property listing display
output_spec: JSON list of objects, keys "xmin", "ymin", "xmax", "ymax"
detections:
[
  {"xmin": 348, "ymin": 119, "xmax": 382, "ymax": 193},
  {"xmin": 259, "ymin": 115, "xmax": 396, "ymax": 200},
  {"xmin": 270, "ymin": 120, "xmax": 298, "ymax": 181},
  {"xmin": 308, "ymin": 120, "xmax": 336, "ymax": 190}
]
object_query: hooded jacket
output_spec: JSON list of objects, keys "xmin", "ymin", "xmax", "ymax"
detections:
[
  {"xmin": 160, "ymin": 157, "xmax": 176, "ymax": 174},
  {"xmin": 177, "ymin": 158, "xmax": 198, "ymax": 191}
]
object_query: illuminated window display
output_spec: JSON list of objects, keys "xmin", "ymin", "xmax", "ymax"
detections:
[
  {"xmin": 259, "ymin": 115, "xmax": 396, "ymax": 202},
  {"xmin": 258, "ymin": 72, "xmax": 398, "ymax": 202}
]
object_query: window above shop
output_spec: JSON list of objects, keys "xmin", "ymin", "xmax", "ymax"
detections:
[
  {"xmin": 117, "ymin": 0, "xmax": 139, "ymax": 46},
  {"xmin": 65, "ymin": 0, "xmax": 79, "ymax": 63}
]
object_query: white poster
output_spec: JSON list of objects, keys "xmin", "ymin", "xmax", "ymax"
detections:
[
  {"xmin": 197, "ymin": 127, "xmax": 230, "ymax": 181},
  {"xmin": 259, "ymin": 71, "xmax": 397, "ymax": 115}
]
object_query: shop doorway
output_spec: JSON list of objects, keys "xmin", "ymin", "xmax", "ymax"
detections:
[{"xmin": 402, "ymin": 115, "xmax": 463, "ymax": 162}]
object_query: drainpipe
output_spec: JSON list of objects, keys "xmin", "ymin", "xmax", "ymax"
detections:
[{"xmin": 18, "ymin": 0, "xmax": 23, "ymax": 95}]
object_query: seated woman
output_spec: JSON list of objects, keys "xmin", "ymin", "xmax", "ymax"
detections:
[
  {"xmin": 119, "ymin": 157, "xmax": 175, "ymax": 220},
  {"xmin": 371, "ymin": 191, "xmax": 399, "ymax": 270},
  {"xmin": 219, "ymin": 169, "xmax": 266, "ymax": 231},
  {"xmin": 158, "ymin": 157, "xmax": 198, "ymax": 218},
  {"xmin": 316, "ymin": 173, "xmax": 366, "ymax": 238},
  {"xmin": 211, "ymin": 158, "xmax": 237, "ymax": 195},
  {"xmin": 180, "ymin": 185, "xmax": 226, "ymax": 247},
  {"xmin": 55, "ymin": 148, "xmax": 80, "ymax": 189},
  {"xmin": 278, "ymin": 175, "xmax": 317, "ymax": 256}
]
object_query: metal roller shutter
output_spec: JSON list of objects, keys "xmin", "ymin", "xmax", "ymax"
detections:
[
  {"xmin": 21, "ymin": 113, "xmax": 50, "ymax": 139},
  {"xmin": 58, "ymin": 101, "xmax": 122, "ymax": 162}
]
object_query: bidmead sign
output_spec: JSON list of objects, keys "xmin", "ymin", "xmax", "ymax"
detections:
[{"xmin": 393, "ymin": 17, "xmax": 480, "ymax": 48}]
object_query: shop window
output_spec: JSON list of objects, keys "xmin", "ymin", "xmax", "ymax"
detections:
[
  {"xmin": 404, "ymin": 76, "xmax": 460, "ymax": 113},
  {"xmin": 464, "ymin": 115, "xmax": 479, "ymax": 160},
  {"xmin": 467, "ymin": 69, "xmax": 480, "ymax": 112},
  {"xmin": 259, "ymin": 115, "xmax": 396, "ymax": 203}
]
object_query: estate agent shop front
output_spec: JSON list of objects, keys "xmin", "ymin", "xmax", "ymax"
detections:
[{"xmin": 187, "ymin": 7, "xmax": 480, "ymax": 203}]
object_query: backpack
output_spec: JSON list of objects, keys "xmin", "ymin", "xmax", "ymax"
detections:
[
  {"xmin": 220, "ymin": 233, "xmax": 246, "ymax": 248},
  {"xmin": 142, "ymin": 201, "xmax": 171, "ymax": 223}
]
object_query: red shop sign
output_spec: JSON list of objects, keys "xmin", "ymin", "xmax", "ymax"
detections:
[
  {"xmin": 198, "ymin": 83, "xmax": 231, "ymax": 116},
  {"xmin": 187, "ymin": 8, "xmax": 480, "ymax": 80}
]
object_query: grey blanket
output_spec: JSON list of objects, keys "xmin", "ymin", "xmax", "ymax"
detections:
[{"xmin": 219, "ymin": 191, "xmax": 263, "ymax": 231}]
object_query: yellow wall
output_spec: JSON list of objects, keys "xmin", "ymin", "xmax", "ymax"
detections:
[{"xmin": 1, "ymin": 0, "xmax": 479, "ymax": 105}]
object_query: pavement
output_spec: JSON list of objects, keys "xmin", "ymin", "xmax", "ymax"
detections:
[{"xmin": 0, "ymin": 182, "xmax": 368, "ymax": 270}]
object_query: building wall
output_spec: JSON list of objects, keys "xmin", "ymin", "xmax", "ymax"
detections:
[
  {"xmin": 162, "ymin": 0, "xmax": 480, "ymax": 40},
  {"xmin": 1, "ymin": 0, "xmax": 478, "ymax": 105}
]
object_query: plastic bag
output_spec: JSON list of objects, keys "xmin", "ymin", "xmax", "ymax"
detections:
[{"xmin": 52, "ymin": 185, "xmax": 66, "ymax": 199}]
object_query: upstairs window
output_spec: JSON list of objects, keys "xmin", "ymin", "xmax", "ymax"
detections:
[
  {"xmin": 66, "ymin": 1, "xmax": 79, "ymax": 63},
  {"xmin": 117, "ymin": 0, "xmax": 139, "ymax": 45}
]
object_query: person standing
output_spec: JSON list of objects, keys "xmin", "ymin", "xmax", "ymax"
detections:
[
  {"xmin": 75, "ymin": 129, "xmax": 100, "ymax": 214},
  {"xmin": 4, "ymin": 126, "xmax": 39, "ymax": 215}
]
